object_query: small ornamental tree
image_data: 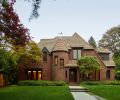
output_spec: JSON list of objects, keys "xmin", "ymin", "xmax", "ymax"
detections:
[{"xmin": 77, "ymin": 56, "xmax": 100, "ymax": 79}]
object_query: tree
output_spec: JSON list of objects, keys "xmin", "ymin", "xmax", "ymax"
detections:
[
  {"xmin": 0, "ymin": 0, "xmax": 30, "ymax": 47},
  {"xmin": 17, "ymin": 41, "xmax": 42, "ymax": 67},
  {"xmin": 113, "ymin": 51, "xmax": 120, "ymax": 70},
  {"xmin": 77, "ymin": 56, "xmax": 100, "ymax": 79},
  {"xmin": 88, "ymin": 36, "xmax": 97, "ymax": 48},
  {"xmin": 1, "ymin": 0, "xmax": 41, "ymax": 20},
  {"xmin": 0, "ymin": 48, "xmax": 17, "ymax": 84},
  {"xmin": 98, "ymin": 25, "xmax": 120, "ymax": 53}
]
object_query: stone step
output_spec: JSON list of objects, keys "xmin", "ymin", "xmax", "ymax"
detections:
[
  {"xmin": 70, "ymin": 90, "xmax": 89, "ymax": 92},
  {"xmin": 69, "ymin": 86, "xmax": 89, "ymax": 92}
]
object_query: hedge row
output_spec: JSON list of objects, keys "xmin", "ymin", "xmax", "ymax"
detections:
[
  {"xmin": 80, "ymin": 80, "xmax": 120, "ymax": 85},
  {"xmin": 18, "ymin": 80, "xmax": 66, "ymax": 86}
]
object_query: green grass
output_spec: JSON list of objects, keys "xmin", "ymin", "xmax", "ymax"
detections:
[
  {"xmin": 0, "ymin": 86, "xmax": 74, "ymax": 100},
  {"xmin": 84, "ymin": 85, "xmax": 120, "ymax": 100}
]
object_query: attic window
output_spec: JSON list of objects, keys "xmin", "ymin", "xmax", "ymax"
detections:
[{"xmin": 43, "ymin": 52, "xmax": 47, "ymax": 61}]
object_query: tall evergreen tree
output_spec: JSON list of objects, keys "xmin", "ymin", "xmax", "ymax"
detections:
[{"xmin": 88, "ymin": 36, "xmax": 97, "ymax": 48}]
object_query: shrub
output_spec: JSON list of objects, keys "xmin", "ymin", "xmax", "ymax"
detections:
[
  {"xmin": 115, "ymin": 70, "xmax": 120, "ymax": 80},
  {"xmin": 18, "ymin": 80, "xmax": 66, "ymax": 86},
  {"xmin": 80, "ymin": 80, "xmax": 120, "ymax": 85}
]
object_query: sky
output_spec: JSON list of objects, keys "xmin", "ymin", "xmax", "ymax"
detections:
[{"xmin": 14, "ymin": 0, "xmax": 120, "ymax": 43}]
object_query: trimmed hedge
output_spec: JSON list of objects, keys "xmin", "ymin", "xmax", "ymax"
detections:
[
  {"xmin": 18, "ymin": 80, "xmax": 66, "ymax": 86},
  {"xmin": 80, "ymin": 80, "xmax": 120, "ymax": 85}
]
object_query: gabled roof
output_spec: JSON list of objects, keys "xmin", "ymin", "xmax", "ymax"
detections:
[{"xmin": 38, "ymin": 33, "xmax": 93, "ymax": 52}]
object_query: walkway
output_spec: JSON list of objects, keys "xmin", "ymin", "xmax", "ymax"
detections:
[{"xmin": 69, "ymin": 86, "xmax": 105, "ymax": 100}]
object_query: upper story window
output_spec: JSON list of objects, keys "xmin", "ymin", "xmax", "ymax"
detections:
[
  {"xmin": 100, "ymin": 54, "xmax": 109, "ymax": 60},
  {"xmin": 60, "ymin": 59, "xmax": 64, "ymax": 67},
  {"xmin": 54, "ymin": 56, "xmax": 58, "ymax": 65},
  {"xmin": 73, "ymin": 49, "xmax": 81, "ymax": 59},
  {"xmin": 43, "ymin": 52, "xmax": 47, "ymax": 61}
]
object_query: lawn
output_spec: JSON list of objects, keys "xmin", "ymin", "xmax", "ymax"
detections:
[
  {"xmin": 0, "ymin": 86, "xmax": 74, "ymax": 100},
  {"xmin": 84, "ymin": 85, "xmax": 120, "ymax": 100}
]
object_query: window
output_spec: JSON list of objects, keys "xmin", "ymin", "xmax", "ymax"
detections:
[
  {"xmin": 100, "ymin": 54, "xmax": 109, "ymax": 60},
  {"xmin": 73, "ymin": 49, "xmax": 81, "ymax": 59},
  {"xmin": 60, "ymin": 59, "xmax": 64, "ymax": 67},
  {"xmin": 106, "ymin": 70, "xmax": 110, "ymax": 79},
  {"xmin": 43, "ymin": 52, "xmax": 47, "ymax": 61},
  {"xmin": 54, "ymin": 56, "xmax": 58, "ymax": 65},
  {"xmin": 27, "ymin": 70, "xmax": 42, "ymax": 80}
]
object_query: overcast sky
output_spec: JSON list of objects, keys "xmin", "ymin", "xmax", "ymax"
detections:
[{"xmin": 14, "ymin": 0, "xmax": 120, "ymax": 43}]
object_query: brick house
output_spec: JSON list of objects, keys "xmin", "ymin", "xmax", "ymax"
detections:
[{"xmin": 18, "ymin": 33, "xmax": 115, "ymax": 82}]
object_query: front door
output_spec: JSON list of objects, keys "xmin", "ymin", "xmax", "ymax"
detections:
[{"xmin": 69, "ymin": 69, "xmax": 77, "ymax": 82}]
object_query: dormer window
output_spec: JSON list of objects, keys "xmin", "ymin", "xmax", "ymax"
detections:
[
  {"xmin": 73, "ymin": 49, "xmax": 81, "ymax": 59},
  {"xmin": 43, "ymin": 52, "xmax": 47, "ymax": 61},
  {"xmin": 99, "ymin": 53, "xmax": 109, "ymax": 60}
]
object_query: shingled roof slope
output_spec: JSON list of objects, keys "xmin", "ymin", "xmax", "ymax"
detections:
[
  {"xmin": 52, "ymin": 38, "xmax": 68, "ymax": 52},
  {"xmin": 96, "ymin": 48, "xmax": 111, "ymax": 53},
  {"xmin": 38, "ymin": 33, "xmax": 94, "ymax": 52}
]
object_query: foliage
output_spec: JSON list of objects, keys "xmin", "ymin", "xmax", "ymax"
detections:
[
  {"xmin": 17, "ymin": 41, "xmax": 42, "ymax": 66},
  {"xmin": 0, "ymin": 0, "xmax": 30, "ymax": 47},
  {"xmin": 80, "ymin": 80, "xmax": 120, "ymax": 85},
  {"xmin": 115, "ymin": 70, "xmax": 120, "ymax": 80},
  {"xmin": 27, "ymin": 41, "xmax": 42, "ymax": 62},
  {"xmin": 88, "ymin": 36, "xmax": 97, "ymax": 48},
  {"xmin": 85, "ymin": 85, "xmax": 120, "ymax": 100},
  {"xmin": 77, "ymin": 56, "xmax": 100, "ymax": 78},
  {"xmin": 113, "ymin": 51, "xmax": 120, "ymax": 70},
  {"xmin": 0, "ymin": 86, "xmax": 74, "ymax": 100},
  {"xmin": 0, "ymin": 48, "xmax": 17, "ymax": 84},
  {"xmin": 98, "ymin": 25, "xmax": 120, "ymax": 53},
  {"xmin": 18, "ymin": 80, "xmax": 66, "ymax": 86},
  {"xmin": 1, "ymin": 0, "xmax": 42, "ymax": 20}
]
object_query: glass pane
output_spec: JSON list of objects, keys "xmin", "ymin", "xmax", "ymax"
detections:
[
  {"xmin": 78, "ymin": 50, "xmax": 81, "ymax": 59},
  {"xmin": 60, "ymin": 59, "xmax": 64, "ymax": 67},
  {"xmin": 73, "ymin": 50, "xmax": 77, "ymax": 59},
  {"xmin": 54, "ymin": 56, "xmax": 58, "ymax": 65},
  {"xmin": 38, "ymin": 71, "xmax": 42, "ymax": 80},
  {"xmin": 28, "ymin": 71, "xmax": 31, "ymax": 80},
  {"xmin": 33, "ymin": 71, "xmax": 36, "ymax": 80}
]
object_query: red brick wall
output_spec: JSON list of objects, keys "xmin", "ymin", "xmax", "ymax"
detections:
[
  {"xmin": 0, "ymin": 73, "xmax": 4, "ymax": 87},
  {"xmin": 42, "ymin": 54, "xmax": 52, "ymax": 80},
  {"xmin": 52, "ymin": 51, "xmax": 69, "ymax": 81},
  {"xmin": 106, "ymin": 67, "xmax": 115, "ymax": 80},
  {"xmin": 82, "ymin": 49, "xmax": 107, "ymax": 81}
]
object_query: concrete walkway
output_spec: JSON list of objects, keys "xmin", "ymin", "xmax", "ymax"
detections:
[{"xmin": 69, "ymin": 86, "xmax": 105, "ymax": 100}]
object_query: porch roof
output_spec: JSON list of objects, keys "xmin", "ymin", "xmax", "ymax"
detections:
[
  {"xmin": 65, "ymin": 60, "xmax": 79, "ymax": 67},
  {"xmin": 103, "ymin": 60, "xmax": 116, "ymax": 67}
]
